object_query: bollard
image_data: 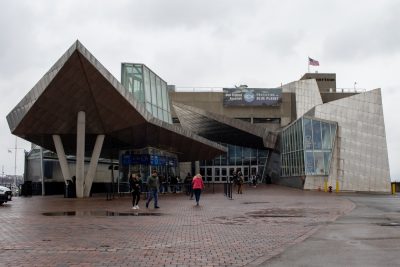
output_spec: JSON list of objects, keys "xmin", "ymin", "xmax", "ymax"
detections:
[
  {"xmin": 336, "ymin": 180, "xmax": 339, "ymax": 193},
  {"xmin": 324, "ymin": 180, "xmax": 328, "ymax": 192},
  {"xmin": 392, "ymin": 183, "xmax": 396, "ymax": 195}
]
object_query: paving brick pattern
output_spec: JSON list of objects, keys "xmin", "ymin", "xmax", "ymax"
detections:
[{"xmin": 0, "ymin": 185, "xmax": 354, "ymax": 267}]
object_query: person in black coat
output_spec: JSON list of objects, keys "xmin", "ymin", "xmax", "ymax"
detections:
[{"xmin": 129, "ymin": 173, "xmax": 142, "ymax": 210}]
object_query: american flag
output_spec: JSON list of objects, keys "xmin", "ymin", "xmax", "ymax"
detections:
[{"xmin": 308, "ymin": 57, "xmax": 319, "ymax": 66}]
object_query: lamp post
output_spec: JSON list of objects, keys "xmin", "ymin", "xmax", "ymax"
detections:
[
  {"xmin": 8, "ymin": 137, "xmax": 25, "ymax": 187},
  {"xmin": 7, "ymin": 137, "xmax": 18, "ymax": 187}
]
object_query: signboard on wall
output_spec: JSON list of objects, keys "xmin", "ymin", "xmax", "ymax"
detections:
[
  {"xmin": 223, "ymin": 88, "xmax": 282, "ymax": 106},
  {"xmin": 122, "ymin": 154, "xmax": 177, "ymax": 167}
]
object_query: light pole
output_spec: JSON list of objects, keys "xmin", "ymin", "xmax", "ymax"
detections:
[
  {"xmin": 1, "ymin": 165, "xmax": 4, "ymax": 185},
  {"xmin": 8, "ymin": 137, "xmax": 25, "ymax": 187}
]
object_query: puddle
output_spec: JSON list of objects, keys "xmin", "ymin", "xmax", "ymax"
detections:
[
  {"xmin": 242, "ymin": 201, "xmax": 270, "ymax": 205},
  {"xmin": 42, "ymin": 211, "xmax": 162, "ymax": 217},
  {"xmin": 246, "ymin": 208, "xmax": 305, "ymax": 218},
  {"xmin": 378, "ymin": 222, "xmax": 400, "ymax": 227}
]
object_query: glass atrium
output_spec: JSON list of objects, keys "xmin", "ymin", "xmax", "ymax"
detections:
[
  {"xmin": 199, "ymin": 144, "xmax": 269, "ymax": 183},
  {"xmin": 281, "ymin": 117, "xmax": 337, "ymax": 177},
  {"xmin": 121, "ymin": 63, "xmax": 172, "ymax": 123}
]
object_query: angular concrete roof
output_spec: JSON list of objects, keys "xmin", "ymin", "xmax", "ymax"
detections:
[
  {"xmin": 6, "ymin": 41, "xmax": 226, "ymax": 161},
  {"xmin": 172, "ymin": 102, "xmax": 278, "ymax": 150}
]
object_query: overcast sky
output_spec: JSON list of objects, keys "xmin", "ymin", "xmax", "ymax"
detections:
[{"xmin": 0, "ymin": 0, "xmax": 399, "ymax": 181}]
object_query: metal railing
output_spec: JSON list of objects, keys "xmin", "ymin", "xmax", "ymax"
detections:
[
  {"xmin": 175, "ymin": 87, "xmax": 367, "ymax": 94},
  {"xmin": 328, "ymin": 88, "xmax": 366, "ymax": 93},
  {"xmin": 175, "ymin": 87, "xmax": 224, "ymax": 92}
]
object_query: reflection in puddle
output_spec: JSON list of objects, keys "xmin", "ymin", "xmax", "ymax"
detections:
[{"xmin": 42, "ymin": 211, "xmax": 162, "ymax": 216}]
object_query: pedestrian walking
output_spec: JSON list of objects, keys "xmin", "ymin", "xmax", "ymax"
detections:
[
  {"xmin": 251, "ymin": 173, "xmax": 257, "ymax": 187},
  {"xmin": 159, "ymin": 174, "xmax": 166, "ymax": 194},
  {"xmin": 237, "ymin": 173, "xmax": 244, "ymax": 194},
  {"xmin": 129, "ymin": 173, "xmax": 142, "ymax": 209},
  {"xmin": 146, "ymin": 169, "xmax": 160, "ymax": 209},
  {"xmin": 192, "ymin": 174, "xmax": 204, "ymax": 206},
  {"xmin": 170, "ymin": 174, "xmax": 178, "ymax": 193},
  {"xmin": 184, "ymin": 173, "xmax": 193, "ymax": 197},
  {"xmin": 232, "ymin": 171, "xmax": 238, "ymax": 188}
]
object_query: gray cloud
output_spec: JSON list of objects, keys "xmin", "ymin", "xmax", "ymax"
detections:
[{"xmin": 323, "ymin": 1, "xmax": 400, "ymax": 62}]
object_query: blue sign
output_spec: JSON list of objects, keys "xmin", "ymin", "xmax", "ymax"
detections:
[
  {"xmin": 121, "ymin": 153, "xmax": 177, "ymax": 166},
  {"xmin": 223, "ymin": 88, "xmax": 282, "ymax": 106}
]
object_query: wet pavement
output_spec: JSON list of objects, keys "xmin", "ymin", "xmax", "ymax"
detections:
[
  {"xmin": 265, "ymin": 193, "xmax": 400, "ymax": 267},
  {"xmin": 0, "ymin": 185, "xmax": 354, "ymax": 267}
]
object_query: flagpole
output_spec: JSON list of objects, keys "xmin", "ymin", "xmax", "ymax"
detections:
[{"xmin": 307, "ymin": 57, "xmax": 310, "ymax": 73}]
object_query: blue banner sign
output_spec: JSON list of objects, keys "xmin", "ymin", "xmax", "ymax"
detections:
[
  {"xmin": 223, "ymin": 88, "xmax": 282, "ymax": 106},
  {"xmin": 122, "ymin": 154, "xmax": 177, "ymax": 166}
]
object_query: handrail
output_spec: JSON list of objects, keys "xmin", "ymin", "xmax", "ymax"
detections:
[
  {"xmin": 175, "ymin": 87, "xmax": 224, "ymax": 92},
  {"xmin": 328, "ymin": 88, "xmax": 366, "ymax": 93},
  {"xmin": 175, "ymin": 87, "xmax": 367, "ymax": 93}
]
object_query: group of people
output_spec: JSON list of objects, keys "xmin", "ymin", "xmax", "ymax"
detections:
[
  {"xmin": 129, "ymin": 169, "xmax": 261, "ymax": 209},
  {"xmin": 158, "ymin": 174, "xmax": 181, "ymax": 194},
  {"xmin": 232, "ymin": 170, "xmax": 260, "ymax": 194},
  {"xmin": 128, "ymin": 170, "xmax": 205, "ymax": 209}
]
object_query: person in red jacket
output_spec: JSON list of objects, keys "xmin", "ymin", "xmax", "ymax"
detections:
[{"xmin": 192, "ymin": 174, "xmax": 204, "ymax": 206}]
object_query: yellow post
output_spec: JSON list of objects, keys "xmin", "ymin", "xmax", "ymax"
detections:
[
  {"xmin": 336, "ymin": 180, "xmax": 339, "ymax": 193},
  {"xmin": 392, "ymin": 183, "xmax": 396, "ymax": 195},
  {"xmin": 324, "ymin": 180, "xmax": 328, "ymax": 192}
]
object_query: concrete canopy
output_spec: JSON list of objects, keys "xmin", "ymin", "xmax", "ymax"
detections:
[
  {"xmin": 6, "ymin": 41, "xmax": 226, "ymax": 161},
  {"xmin": 172, "ymin": 102, "xmax": 278, "ymax": 150}
]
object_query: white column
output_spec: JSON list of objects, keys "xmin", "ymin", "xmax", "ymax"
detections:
[
  {"xmin": 83, "ymin": 134, "xmax": 105, "ymax": 197},
  {"xmin": 76, "ymin": 111, "xmax": 85, "ymax": 198},
  {"xmin": 52, "ymin": 135, "xmax": 71, "ymax": 184},
  {"xmin": 40, "ymin": 147, "xmax": 45, "ymax": 196}
]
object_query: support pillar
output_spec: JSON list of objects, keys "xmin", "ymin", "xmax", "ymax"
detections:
[
  {"xmin": 52, "ymin": 135, "xmax": 71, "ymax": 184},
  {"xmin": 40, "ymin": 147, "xmax": 45, "ymax": 196},
  {"xmin": 76, "ymin": 111, "xmax": 85, "ymax": 198},
  {"xmin": 83, "ymin": 135, "xmax": 105, "ymax": 197}
]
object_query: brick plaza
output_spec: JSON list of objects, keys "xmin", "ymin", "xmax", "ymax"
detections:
[{"xmin": 0, "ymin": 185, "xmax": 354, "ymax": 267}]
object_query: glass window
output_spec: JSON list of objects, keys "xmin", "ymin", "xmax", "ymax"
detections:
[
  {"xmin": 321, "ymin": 122, "xmax": 331, "ymax": 149},
  {"xmin": 161, "ymin": 82, "xmax": 168, "ymax": 110},
  {"xmin": 221, "ymin": 153, "xmax": 227, "ymax": 166},
  {"xmin": 324, "ymin": 152, "xmax": 331, "ymax": 175},
  {"xmin": 235, "ymin": 146, "xmax": 242, "ymax": 165},
  {"xmin": 303, "ymin": 118, "xmax": 313, "ymax": 150},
  {"xmin": 305, "ymin": 151, "xmax": 315, "ymax": 174},
  {"xmin": 150, "ymin": 72, "xmax": 157, "ymax": 106},
  {"xmin": 146, "ymin": 102, "xmax": 152, "ymax": 114},
  {"xmin": 243, "ymin": 147, "xmax": 251, "ymax": 158},
  {"xmin": 314, "ymin": 152, "xmax": 324, "ymax": 175},
  {"xmin": 152, "ymin": 105, "xmax": 157, "ymax": 117},
  {"xmin": 215, "ymin": 168, "xmax": 220, "ymax": 177},
  {"xmin": 293, "ymin": 153, "xmax": 298, "ymax": 175},
  {"xmin": 221, "ymin": 168, "xmax": 227, "ymax": 176},
  {"xmin": 258, "ymin": 157, "xmax": 266, "ymax": 166},
  {"xmin": 258, "ymin": 149, "xmax": 268, "ymax": 158},
  {"xmin": 156, "ymin": 77, "xmax": 163, "ymax": 108},
  {"xmin": 281, "ymin": 132, "xmax": 286, "ymax": 153},
  {"xmin": 213, "ymin": 155, "xmax": 221, "ymax": 166},
  {"xmin": 312, "ymin": 120, "xmax": 322, "ymax": 150},
  {"xmin": 297, "ymin": 121, "xmax": 303, "ymax": 150},
  {"xmin": 143, "ymin": 67, "xmax": 151, "ymax": 104},
  {"xmin": 300, "ymin": 151, "xmax": 304, "ymax": 175},
  {"xmin": 157, "ymin": 108, "xmax": 163, "ymax": 120},
  {"xmin": 228, "ymin": 145, "xmax": 235, "ymax": 165}
]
